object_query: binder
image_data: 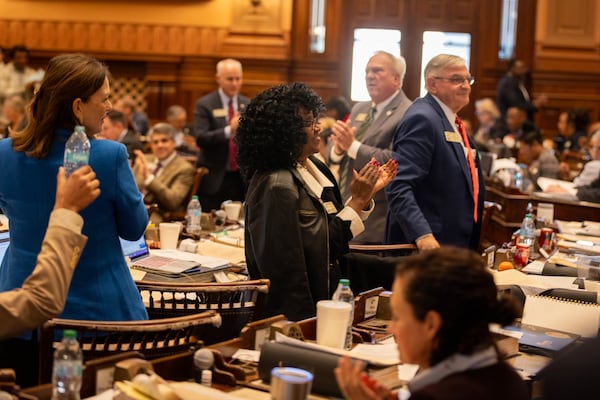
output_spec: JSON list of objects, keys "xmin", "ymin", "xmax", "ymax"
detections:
[{"xmin": 522, "ymin": 294, "xmax": 600, "ymax": 338}]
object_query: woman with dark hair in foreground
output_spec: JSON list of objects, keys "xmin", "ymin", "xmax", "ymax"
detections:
[{"xmin": 335, "ymin": 247, "xmax": 529, "ymax": 400}]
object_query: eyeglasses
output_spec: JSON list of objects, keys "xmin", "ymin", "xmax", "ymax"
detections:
[
  {"xmin": 434, "ymin": 75, "xmax": 475, "ymax": 85},
  {"xmin": 302, "ymin": 118, "xmax": 320, "ymax": 131}
]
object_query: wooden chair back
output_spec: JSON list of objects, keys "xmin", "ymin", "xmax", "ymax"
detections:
[
  {"xmin": 162, "ymin": 166, "xmax": 209, "ymax": 221},
  {"xmin": 136, "ymin": 279, "xmax": 270, "ymax": 345},
  {"xmin": 38, "ymin": 310, "xmax": 220, "ymax": 384},
  {"xmin": 344, "ymin": 244, "xmax": 416, "ymax": 293}
]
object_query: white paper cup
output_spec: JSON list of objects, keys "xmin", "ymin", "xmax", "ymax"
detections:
[
  {"xmin": 224, "ymin": 202, "xmax": 242, "ymax": 221},
  {"xmin": 159, "ymin": 222, "xmax": 181, "ymax": 250},
  {"xmin": 537, "ymin": 203, "xmax": 554, "ymax": 224},
  {"xmin": 270, "ymin": 367, "xmax": 313, "ymax": 400},
  {"xmin": 316, "ymin": 300, "xmax": 352, "ymax": 349}
]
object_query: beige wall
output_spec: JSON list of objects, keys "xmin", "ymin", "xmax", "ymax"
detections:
[{"xmin": 0, "ymin": 0, "xmax": 292, "ymax": 29}]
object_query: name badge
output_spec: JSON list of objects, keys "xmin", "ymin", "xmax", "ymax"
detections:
[
  {"xmin": 213, "ymin": 108, "xmax": 227, "ymax": 118},
  {"xmin": 444, "ymin": 131, "xmax": 462, "ymax": 143},
  {"xmin": 355, "ymin": 113, "xmax": 367, "ymax": 122},
  {"xmin": 322, "ymin": 201, "xmax": 337, "ymax": 214}
]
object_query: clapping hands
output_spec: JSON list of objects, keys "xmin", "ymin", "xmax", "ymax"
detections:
[{"xmin": 347, "ymin": 157, "xmax": 398, "ymax": 214}]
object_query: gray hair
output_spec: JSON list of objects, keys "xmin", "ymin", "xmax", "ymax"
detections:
[
  {"xmin": 166, "ymin": 104, "xmax": 186, "ymax": 121},
  {"xmin": 371, "ymin": 50, "xmax": 407, "ymax": 85},
  {"xmin": 424, "ymin": 54, "xmax": 466, "ymax": 90},
  {"xmin": 149, "ymin": 122, "xmax": 176, "ymax": 140},
  {"xmin": 216, "ymin": 58, "xmax": 242, "ymax": 75}
]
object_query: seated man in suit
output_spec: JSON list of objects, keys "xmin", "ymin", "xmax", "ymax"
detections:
[
  {"xmin": 101, "ymin": 109, "xmax": 144, "ymax": 163},
  {"xmin": 518, "ymin": 128, "xmax": 559, "ymax": 192},
  {"xmin": 133, "ymin": 123, "xmax": 196, "ymax": 223}
]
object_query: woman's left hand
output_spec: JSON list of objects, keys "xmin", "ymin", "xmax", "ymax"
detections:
[
  {"xmin": 373, "ymin": 158, "xmax": 397, "ymax": 193},
  {"xmin": 334, "ymin": 357, "xmax": 392, "ymax": 400}
]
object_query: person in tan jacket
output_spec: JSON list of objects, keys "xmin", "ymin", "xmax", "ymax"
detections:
[{"xmin": 0, "ymin": 165, "xmax": 100, "ymax": 340}]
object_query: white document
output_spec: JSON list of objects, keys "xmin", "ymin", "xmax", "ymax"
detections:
[
  {"xmin": 536, "ymin": 177, "xmax": 578, "ymax": 197},
  {"xmin": 149, "ymin": 249, "xmax": 230, "ymax": 269}
]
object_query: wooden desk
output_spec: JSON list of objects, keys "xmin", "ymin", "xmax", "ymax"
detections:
[{"xmin": 484, "ymin": 185, "xmax": 600, "ymax": 246}]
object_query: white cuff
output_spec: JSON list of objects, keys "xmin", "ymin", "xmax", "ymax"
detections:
[
  {"xmin": 337, "ymin": 206, "xmax": 365, "ymax": 237},
  {"xmin": 347, "ymin": 140, "xmax": 362, "ymax": 159},
  {"xmin": 337, "ymin": 198, "xmax": 375, "ymax": 237},
  {"xmin": 329, "ymin": 146, "xmax": 344, "ymax": 163},
  {"xmin": 48, "ymin": 209, "xmax": 84, "ymax": 234},
  {"xmin": 224, "ymin": 125, "xmax": 232, "ymax": 138},
  {"xmin": 144, "ymin": 174, "xmax": 155, "ymax": 187}
]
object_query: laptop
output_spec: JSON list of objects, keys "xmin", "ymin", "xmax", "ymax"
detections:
[
  {"xmin": 0, "ymin": 231, "xmax": 9, "ymax": 265},
  {"xmin": 119, "ymin": 235, "xmax": 230, "ymax": 276},
  {"xmin": 479, "ymin": 151, "xmax": 496, "ymax": 177}
]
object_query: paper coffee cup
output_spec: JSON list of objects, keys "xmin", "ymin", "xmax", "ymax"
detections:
[{"xmin": 316, "ymin": 300, "xmax": 351, "ymax": 349}]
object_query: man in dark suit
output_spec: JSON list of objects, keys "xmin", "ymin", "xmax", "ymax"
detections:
[
  {"xmin": 327, "ymin": 51, "xmax": 412, "ymax": 244},
  {"xmin": 496, "ymin": 58, "xmax": 547, "ymax": 121},
  {"xmin": 385, "ymin": 54, "xmax": 485, "ymax": 251},
  {"xmin": 192, "ymin": 58, "xmax": 250, "ymax": 211},
  {"xmin": 101, "ymin": 109, "xmax": 144, "ymax": 163}
]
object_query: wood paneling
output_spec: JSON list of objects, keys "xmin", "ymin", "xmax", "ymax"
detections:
[{"xmin": 4, "ymin": 0, "xmax": 600, "ymax": 133}]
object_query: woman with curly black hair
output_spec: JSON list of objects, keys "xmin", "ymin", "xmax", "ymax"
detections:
[{"xmin": 236, "ymin": 82, "xmax": 395, "ymax": 320}]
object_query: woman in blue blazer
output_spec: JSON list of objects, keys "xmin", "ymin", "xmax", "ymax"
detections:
[{"xmin": 0, "ymin": 54, "xmax": 148, "ymax": 323}]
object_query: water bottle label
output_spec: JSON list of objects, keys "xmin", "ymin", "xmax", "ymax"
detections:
[
  {"xmin": 65, "ymin": 152, "xmax": 89, "ymax": 164},
  {"xmin": 54, "ymin": 360, "xmax": 83, "ymax": 378}
]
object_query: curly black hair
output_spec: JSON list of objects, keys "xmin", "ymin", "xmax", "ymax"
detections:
[{"xmin": 236, "ymin": 82, "xmax": 325, "ymax": 182}]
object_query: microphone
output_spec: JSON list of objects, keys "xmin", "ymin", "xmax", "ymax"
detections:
[{"xmin": 193, "ymin": 348, "xmax": 215, "ymax": 384}]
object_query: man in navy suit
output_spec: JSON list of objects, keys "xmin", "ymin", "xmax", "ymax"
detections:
[
  {"xmin": 385, "ymin": 54, "xmax": 485, "ymax": 251},
  {"xmin": 192, "ymin": 58, "xmax": 250, "ymax": 211}
]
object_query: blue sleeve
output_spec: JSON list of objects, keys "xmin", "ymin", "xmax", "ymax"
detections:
[
  {"xmin": 385, "ymin": 113, "xmax": 435, "ymax": 242},
  {"xmin": 114, "ymin": 144, "xmax": 148, "ymax": 239}
]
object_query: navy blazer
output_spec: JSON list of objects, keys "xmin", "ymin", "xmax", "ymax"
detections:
[
  {"xmin": 192, "ymin": 90, "xmax": 250, "ymax": 195},
  {"xmin": 385, "ymin": 94, "xmax": 485, "ymax": 250}
]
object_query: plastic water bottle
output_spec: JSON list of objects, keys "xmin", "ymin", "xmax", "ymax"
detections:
[
  {"xmin": 186, "ymin": 195, "xmax": 202, "ymax": 235},
  {"xmin": 52, "ymin": 330, "xmax": 82, "ymax": 400},
  {"xmin": 332, "ymin": 279, "xmax": 354, "ymax": 350},
  {"xmin": 63, "ymin": 125, "xmax": 90, "ymax": 177},
  {"xmin": 513, "ymin": 169, "xmax": 523, "ymax": 191},
  {"xmin": 519, "ymin": 212, "xmax": 535, "ymax": 248}
]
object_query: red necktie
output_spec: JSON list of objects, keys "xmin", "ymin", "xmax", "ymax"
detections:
[
  {"xmin": 228, "ymin": 98, "xmax": 238, "ymax": 171},
  {"xmin": 455, "ymin": 116, "xmax": 478, "ymax": 222}
]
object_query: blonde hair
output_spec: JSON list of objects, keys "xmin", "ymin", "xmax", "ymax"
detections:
[{"xmin": 475, "ymin": 98, "xmax": 500, "ymax": 119}]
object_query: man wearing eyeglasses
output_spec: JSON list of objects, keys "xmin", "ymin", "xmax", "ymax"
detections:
[
  {"xmin": 327, "ymin": 51, "xmax": 412, "ymax": 244},
  {"xmin": 385, "ymin": 54, "xmax": 485, "ymax": 251}
]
